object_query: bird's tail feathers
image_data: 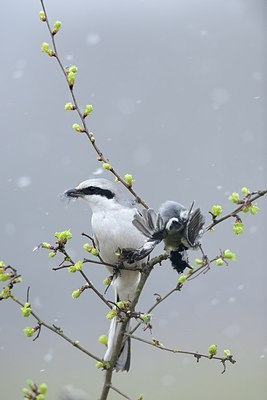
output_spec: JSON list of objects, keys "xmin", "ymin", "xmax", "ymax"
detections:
[{"xmin": 104, "ymin": 316, "xmax": 131, "ymax": 372}]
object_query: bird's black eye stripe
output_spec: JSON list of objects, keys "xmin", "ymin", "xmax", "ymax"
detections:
[{"xmin": 79, "ymin": 186, "xmax": 115, "ymax": 199}]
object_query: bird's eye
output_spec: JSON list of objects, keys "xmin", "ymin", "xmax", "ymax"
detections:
[{"xmin": 80, "ymin": 186, "xmax": 97, "ymax": 195}]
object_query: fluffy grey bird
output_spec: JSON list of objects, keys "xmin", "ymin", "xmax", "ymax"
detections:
[
  {"xmin": 120, "ymin": 201, "xmax": 205, "ymax": 273},
  {"xmin": 64, "ymin": 178, "xmax": 147, "ymax": 372}
]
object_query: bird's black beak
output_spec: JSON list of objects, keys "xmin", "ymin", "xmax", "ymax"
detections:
[{"xmin": 64, "ymin": 188, "xmax": 83, "ymax": 198}]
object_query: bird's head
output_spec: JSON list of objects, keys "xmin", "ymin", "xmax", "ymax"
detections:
[{"xmin": 64, "ymin": 178, "xmax": 132, "ymax": 212}]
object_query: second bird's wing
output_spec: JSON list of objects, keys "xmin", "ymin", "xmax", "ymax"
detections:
[
  {"xmin": 184, "ymin": 208, "xmax": 205, "ymax": 247},
  {"xmin": 120, "ymin": 208, "xmax": 165, "ymax": 263}
]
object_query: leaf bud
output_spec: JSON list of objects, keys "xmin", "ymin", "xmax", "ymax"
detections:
[
  {"xmin": 39, "ymin": 11, "xmax": 46, "ymax": 21},
  {"xmin": 72, "ymin": 289, "xmax": 81, "ymax": 299},
  {"xmin": 65, "ymin": 102, "xmax": 75, "ymax": 110},
  {"xmin": 178, "ymin": 275, "xmax": 187, "ymax": 283},
  {"xmin": 84, "ymin": 104, "xmax": 94, "ymax": 117},
  {"xmin": 41, "ymin": 42, "xmax": 53, "ymax": 57},
  {"xmin": 39, "ymin": 383, "xmax": 48, "ymax": 394},
  {"xmin": 106, "ymin": 309, "xmax": 118, "ymax": 320},
  {"xmin": 102, "ymin": 163, "xmax": 112, "ymax": 170},
  {"xmin": 21, "ymin": 302, "xmax": 32, "ymax": 317},
  {"xmin": 216, "ymin": 258, "xmax": 224, "ymax": 266},
  {"xmin": 124, "ymin": 174, "xmax": 133, "ymax": 187},
  {"xmin": 229, "ymin": 192, "xmax": 240, "ymax": 204},
  {"xmin": 233, "ymin": 221, "xmax": 244, "ymax": 235},
  {"xmin": 223, "ymin": 249, "xmax": 237, "ymax": 261},
  {"xmin": 211, "ymin": 205, "xmax": 223, "ymax": 217},
  {"xmin": 91, "ymin": 248, "xmax": 99, "ymax": 256},
  {"xmin": 250, "ymin": 204, "xmax": 260, "ymax": 215},
  {"xmin": 52, "ymin": 21, "xmax": 62, "ymax": 35},
  {"xmin": 103, "ymin": 276, "xmax": 112, "ymax": 286},
  {"xmin": 72, "ymin": 123, "xmax": 83, "ymax": 133},
  {"xmin": 23, "ymin": 327, "xmax": 36, "ymax": 337},
  {"xmin": 208, "ymin": 344, "xmax": 217, "ymax": 357},
  {"xmin": 223, "ymin": 349, "xmax": 232, "ymax": 357},
  {"xmin": 48, "ymin": 252, "xmax": 56, "ymax": 258},
  {"xmin": 98, "ymin": 335, "xmax": 108, "ymax": 346},
  {"xmin": 55, "ymin": 229, "xmax": 72, "ymax": 242},
  {"xmin": 241, "ymin": 187, "xmax": 250, "ymax": 195}
]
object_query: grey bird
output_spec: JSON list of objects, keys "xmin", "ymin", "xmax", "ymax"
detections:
[
  {"xmin": 64, "ymin": 178, "xmax": 147, "ymax": 371},
  {"xmin": 120, "ymin": 201, "xmax": 205, "ymax": 273}
]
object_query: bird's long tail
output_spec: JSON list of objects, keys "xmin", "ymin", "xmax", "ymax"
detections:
[{"xmin": 103, "ymin": 316, "xmax": 131, "ymax": 372}]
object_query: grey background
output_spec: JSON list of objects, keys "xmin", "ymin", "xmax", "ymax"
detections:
[{"xmin": 1, "ymin": 0, "xmax": 266, "ymax": 399}]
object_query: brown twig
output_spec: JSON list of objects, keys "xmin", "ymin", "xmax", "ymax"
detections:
[
  {"xmin": 39, "ymin": 0, "xmax": 148, "ymax": 208},
  {"xmin": 128, "ymin": 334, "xmax": 236, "ymax": 374}
]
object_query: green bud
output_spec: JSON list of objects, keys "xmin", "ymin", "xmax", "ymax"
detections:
[
  {"xmin": 21, "ymin": 303, "xmax": 32, "ymax": 317},
  {"xmin": 83, "ymin": 243, "xmax": 92, "ymax": 252},
  {"xmin": 41, "ymin": 42, "xmax": 53, "ymax": 57},
  {"xmin": 0, "ymin": 261, "xmax": 6, "ymax": 267},
  {"xmin": 137, "ymin": 396, "xmax": 144, "ymax": 400},
  {"xmin": 178, "ymin": 275, "xmax": 187, "ymax": 283},
  {"xmin": 0, "ymin": 267, "xmax": 5, "ymax": 275},
  {"xmin": 65, "ymin": 102, "xmax": 75, "ymax": 110},
  {"xmin": 68, "ymin": 265, "xmax": 77, "ymax": 273},
  {"xmin": 42, "ymin": 242, "xmax": 52, "ymax": 249},
  {"xmin": 229, "ymin": 192, "xmax": 240, "ymax": 204},
  {"xmin": 72, "ymin": 123, "xmax": 83, "ymax": 133},
  {"xmin": 195, "ymin": 258, "xmax": 204, "ymax": 265},
  {"xmin": 211, "ymin": 205, "xmax": 223, "ymax": 217},
  {"xmin": 53, "ymin": 21, "xmax": 62, "ymax": 35},
  {"xmin": 39, "ymin": 11, "xmax": 46, "ymax": 21},
  {"xmin": 74, "ymin": 260, "xmax": 83, "ymax": 271},
  {"xmin": 250, "ymin": 204, "xmax": 260, "ymax": 215},
  {"xmin": 96, "ymin": 361, "xmax": 104, "ymax": 369},
  {"xmin": 102, "ymin": 163, "xmax": 112, "ymax": 170},
  {"xmin": 22, "ymin": 388, "xmax": 31, "ymax": 396},
  {"xmin": 91, "ymin": 248, "xmax": 99, "ymax": 256},
  {"xmin": 140, "ymin": 313, "xmax": 152, "ymax": 324},
  {"xmin": 23, "ymin": 327, "xmax": 36, "ymax": 337},
  {"xmin": 14, "ymin": 277, "xmax": 22, "ymax": 283},
  {"xmin": 106, "ymin": 309, "xmax": 117, "ymax": 320},
  {"xmin": 124, "ymin": 174, "xmax": 133, "ymax": 187},
  {"xmin": 26, "ymin": 379, "xmax": 35, "ymax": 390},
  {"xmin": 36, "ymin": 394, "xmax": 45, "ymax": 400},
  {"xmin": 98, "ymin": 335, "xmax": 108, "ymax": 346},
  {"xmin": 48, "ymin": 251, "xmax": 56, "ymax": 258},
  {"xmin": 0, "ymin": 273, "xmax": 10, "ymax": 282},
  {"xmin": 103, "ymin": 277, "xmax": 112, "ymax": 286},
  {"xmin": 38, "ymin": 383, "xmax": 48, "ymax": 395},
  {"xmin": 233, "ymin": 221, "xmax": 244, "ymax": 235},
  {"xmin": 208, "ymin": 344, "xmax": 217, "ymax": 357},
  {"xmin": 69, "ymin": 65, "xmax": 78, "ymax": 73},
  {"xmin": 84, "ymin": 104, "xmax": 94, "ymax": 117},
  {"xmin": 68, "ymin": 71, "xmax": 76, "ymax": 86},
  {"xmin": 223, "ymin": 249, "xmax": 237, "ymax": 261},
  {"xmin": 0, "ymin": 287, "xmax": 11, "ymax": 299},
  {"xmin": 55, "ymin": 229, "xmax": 72, "ymax": 242},
  {"xmin": 216, "ymin": 258, "xmax": 224, "ymax": 266},
  {"xmin": 72, "ymin": 289, "xmax": 81, "ymax": 299},
  {"xmin": 241, "ymin": 187, "xmax": 250, "ymax": 195},
  {"xmin": 242, "ymin": 205, "xmax": 250, "ymax": 213},
  {"xmin": 116, "ymin": 300, "xmax": 129, "ymax": 309},
  {"xmin": 223, "ymin": 349, "xmax": 232, "ymax": 357}
]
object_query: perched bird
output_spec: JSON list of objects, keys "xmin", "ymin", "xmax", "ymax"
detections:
[
  {"xmin": 64, "ymin": 178, "xmax": 147, "ymax": 371},
  {"xmin": 120, "ymin": 201, "xmax": 205, "ymax": 273}
]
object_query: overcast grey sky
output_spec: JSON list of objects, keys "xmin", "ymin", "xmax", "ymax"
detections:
[{"xmin": 1, "ymin": 1, "xmax": 266, "ymax": 399}]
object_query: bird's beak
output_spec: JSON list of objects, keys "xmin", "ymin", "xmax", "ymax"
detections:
[{"xmin": 64, "ymin": 188, "xmax": 83, "ymax": 198}]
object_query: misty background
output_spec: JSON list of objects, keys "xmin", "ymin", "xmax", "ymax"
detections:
[{"xmin": 1, "ymin": 0, "xmax": 266, "ymax": 399}]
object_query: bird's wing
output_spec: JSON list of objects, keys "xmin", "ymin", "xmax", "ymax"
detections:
[
  {"xmin": 185, "ymin": 208, "xmax": 205, "ymax": 247},
  {"xmin": 120, "ymin": 208, "xmax": 165, "ymax": 263},
  {"xmin": 132, "ymin": 208, "xmax": 165, "ymax": 239}
]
